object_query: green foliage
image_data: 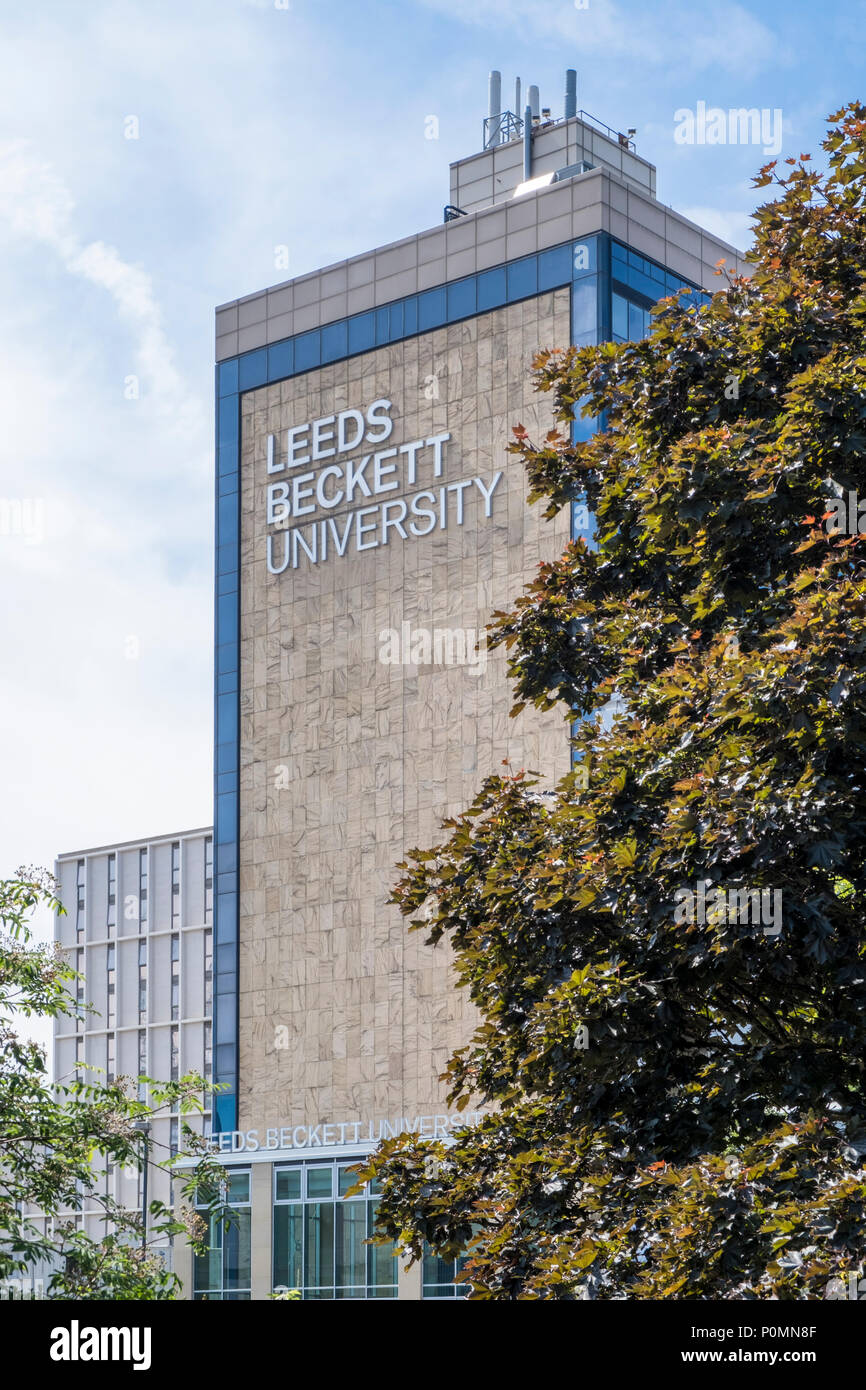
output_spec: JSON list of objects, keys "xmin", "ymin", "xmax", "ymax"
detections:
[
  {"xmin": 362, "ymin": 105, "xmax": 866, "ymax": 1299},
  {"xmin": 0, "ymin": 868, "xmax": 231, "ymax": 1299}
]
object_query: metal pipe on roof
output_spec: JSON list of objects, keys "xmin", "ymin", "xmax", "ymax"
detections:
[
  {"xmin": 523, "ymin": 104, "xmax": 532, "ymax": 179},
  {"xmin": 488, "ymin": 70, "xmax": 502, "ymax": 146}
]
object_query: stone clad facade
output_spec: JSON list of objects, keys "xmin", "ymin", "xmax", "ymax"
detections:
[{"xmin": 237, "ymin": 289, "xmax": 573, "ymax": 1133}]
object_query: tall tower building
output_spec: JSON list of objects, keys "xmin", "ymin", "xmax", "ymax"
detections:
[{"xmin": 195, "ymin": 74, "xmax": 748, "ymax": 1299}]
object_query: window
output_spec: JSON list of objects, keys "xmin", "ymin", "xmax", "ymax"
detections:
[
  {"xmin": 194, "ymin": 1171, "xmax": 251, "ymax": 1300},
  {"xmin": 204, "ymin": 1021, "xmax": 212, "ymax": 1078},
  {"xmin": 75, "ymin": 948, "xmax": 85, "ymax": 1017},
  {"xmin": 171, "ymin": 842, "xmax": 181, "ymax": 926},
  {"xmin": 107, "ymin": 854, "xmax": 116, "ymax": 934},
  {"xmin": 422, "ymin": 1244, "xmax": 470, "ymax": 1299},
  {"xmin": 75, "ymin": 859, "xmax": 85, "ymax": 942},
  {"xmin": 106, "ymin": 1032, "xmax": 115, "ymax": 1084},
  {"xmin": 75, "ymin": 1034, "xmax": 84, "ymax": 1073},
  {"xmin": 169, "ymin": 1118, "xmax": 179, "ymax": 1158},
  {"xmin": 170, "ymin": 1026, "xmax": 179, "ymax": 1082},
  {"xmin": 204, "ymin": 837, "xmax": 213, "ymax": 925},
  {"xmin": 106, "ymin": 943, "xmax": 115, "ymax": 1028},
  {"xmin": 204, "ymin": 928, "xmax": 213, "ymax": 1014},
  {"xmin": 137, "ymin": 1029, "xmax": 147, "ymax": 1102},
  {"xmin": 138, "ymin": 940, "xmax": 147, "ymax": 1024},
  {"xmin": 171, "ymin": 933, "xmax": 180, "ymax": 1021},
  {"xmin": 506, "ymin": 255, "xmax": 537, "ymax": 302},
  {"xmin": 572, "ymin": 276, "xmax": 598, "ymax": 346},
  {"xmin": 273, "ymin": 1160, "xmax": 397, "ymax": 1300},
  {"xmin": 139, "ymin": 847, "xmax": 148, "ymax": 926}
]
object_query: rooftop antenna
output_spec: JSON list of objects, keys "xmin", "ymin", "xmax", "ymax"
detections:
[
  {"xmin": 528, "ymin": 84, "xmax": 540, "ymax": 123},
  {"xmin": 565, "ymin": 68, "xmax": 577, "ymax": 119},
  {"xmin": 514, "ymin": 76, "xmax": 521, "ymax": 123}
]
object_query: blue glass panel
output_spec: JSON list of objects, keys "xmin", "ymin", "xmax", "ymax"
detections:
[
  {"xmin": 217, "ymin": 545, "xmax": 239, "ymax": 577},
  {"xmin": 446, "ymin": 277, "xmax": 476, "ymax": 319},
  {"xmin": 612, "ymin": 293, "xmax": 628, "ymax": 340},
  {"xmin": 216, "ymin": 742, "xmax": 236, "ymax": 774},
  {"xmin": 215, "ymin": 894, "xmax": 237, "ymax": 936},
  {"xmin": 611, "ymin": 240, "xmax": 628, "ymax": 268},
  {"xmin": 217, "ymin": 643, "xmax": 236, "ymax": 675},
  {"xmin": 217, "ymin": 568, "xmax": 239, "ymax": 595},
  {"xmin": 238, "ymin": 349, "xmax": 268, "ymax": 391},
  {"xmin": 217, "ymin": 772, "xmax": 238, "ymax": 797},
  {"xmin": 216, "ymin": 974, "xmax": 236, "ymax": 994},
  {"xmin": 215, "ymin": 1000, "xmax": 236, "ymax": 1046},
  {"xmin": 477, "ymin": 267, "xmax": 506, "ymax": 311},
  {"xmin": 215, "ymin": 1046, "xmax": 235, "ymax": 1078},
  {"xmin": 218, "ymin": 491, "xmax": 238, "ymax": 536},
  {"xmin": 268, "ymin": 340, "xmax": 293, "ymax": 379},
  {"xmin": 216, "ymin": 841, "xmax": 237, "ymax": 874},
  {"xmin": 294, "ymin": 330, "xmax": 321, "ymax": 371},
  {"xmin": 217, "ymin": 672, "xmax": 237, "ymax": 694},
  {"xmin": 389, "ymin": 300, "xmax": 404, "ymax": 339},
  {"xmin": 629, "ymin": 300, "xmax": 645, "ymax": 340},
  {"xmin": 375, "ymin": 307, "xmax": 390, "ymax": 342},
  {"xmin": 418, "ymin": 287, "xmax": 446, "ymax": 330},
  {"xmin": 217, "ymin": 792, "xmax": 237, "ymax": 844},
  {"xmin": 403, "ymin": 298, "xmax": 418, "ymax": 335},
  {"xmin": 218, "ymin": 397, "xmax": 239, "ymax": 447},
  {"xmin": 218, "ymin": 636, "xmax": 239, "ymax": 669},
  {"xmin": 217, "ymin": 942, "xmax": 236, "ymax": 973},
  {"xmin": 218, "ymin": 360, "xmax": 239, "ymax": 397},
  {"xmin": 217, "ymin": 593, "xmax": 238, "ymax": 641},
  {"xmin": 572, "ymin": 397, "xmax": 598, "ymax": 442},
  {"xmin": 217, "ymin": 693, "xmax": 238, "ymax": 740},
  {"xmin": 506, "ymin": 256, "xmax": 537, "ymax": 300},
  {"xmin": 218, "ymin": 471, "xmax": 239, "ymax": 499},
  {"xmin": 348, "ymin": 312, "xmax": 375, "ymax": 354},
  {"xmin": 218, "ymin": 441, "xmax": 237, "ymax": 477},
  {"xmin": 538, "ymin": 244, "xmax": 572, "ymax": 290},
  {"xmin": 624, "ymin": 265, "xmax": 657, "ymax": 301},
  {"xmin": 572, "ymin": 277, "xmax": 597, "ymax": 340},
  {"xmin": 321, "ymin": 320, "xmax": 348, "ymax": 362},
  {"xmin": 214, "ymin": 1093, "xmax": 236, "ymax": 1133}
]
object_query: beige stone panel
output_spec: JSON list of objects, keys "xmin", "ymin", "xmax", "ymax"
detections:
[{"xmin": 238, "ymin": 290, "xmax": 572, "ymax": 1132}]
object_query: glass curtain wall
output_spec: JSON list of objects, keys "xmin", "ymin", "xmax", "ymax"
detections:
[{"xmin": 273, "ymin": 1160, "xmax": 397, "ymax": 1300}]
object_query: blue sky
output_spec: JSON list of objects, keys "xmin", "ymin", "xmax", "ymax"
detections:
[{"xmin": 0, "ymin": 0, "xmax": 863, "ymax": 972}]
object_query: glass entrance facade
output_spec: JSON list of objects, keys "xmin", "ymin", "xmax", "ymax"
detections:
[{"xmin": 272, "ymin": 1159, "xmax": 397, "ymax": 1299}]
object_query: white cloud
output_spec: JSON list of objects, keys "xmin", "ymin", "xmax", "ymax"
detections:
[
  {"xmin": 0, "ymin": 140, "xmax": 202, "ymax": 437},
  {"xmin": 416, "ymin": 0, "xmax": 786, "ymax": 79}
]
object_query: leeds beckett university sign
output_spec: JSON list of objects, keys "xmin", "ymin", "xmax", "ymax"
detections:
[
  {"xmin": 264, "ymin": 399, "xmax": 503, "ymax": 572},
  {"xmin": 209, "ymin": 1111, "xmax": 485, "ymax": 1154}
]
